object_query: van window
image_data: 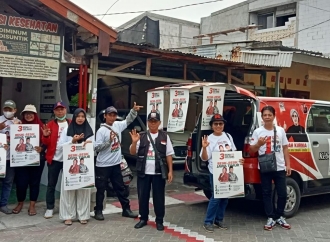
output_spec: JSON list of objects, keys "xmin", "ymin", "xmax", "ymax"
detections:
[{"xmin": 307, "ymin": 105, "xmax": 330, "ymax": 133}]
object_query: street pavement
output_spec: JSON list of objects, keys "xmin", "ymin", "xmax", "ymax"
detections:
[{"xmin": 1, "ymin": 166, "xmax": 330, "ymax": 241}]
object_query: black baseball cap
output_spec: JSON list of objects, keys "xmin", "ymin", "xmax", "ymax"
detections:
[
  {"xmin": 148, "ymin": 112, "xmax": 160, "ymax": 121},
  {"xmin": 105, "ymin": 106, "xmax": 118, "ymax": 114},
  {"xmin": 209, "ymin": 114, "xmax": 226, "ymax": 126}
]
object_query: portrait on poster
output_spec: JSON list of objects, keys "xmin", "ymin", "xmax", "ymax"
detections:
[
  {"xmin": 63, "ymin": 143, "xmax": 95, "ymax": 191},
  {"xmin": 201, "ymin": 86, "xmax": 225, "ymax": 130},
  {"xmin": 167, "ymin": 89, "xmax": 189, "ymax": 133},
  {"xmin": 0, "ymin": 134, "xmax": 7, "ymax": 178},
  {"xmin": 10, "ymin": 124, "xmax": 40, "ymax": 167},
  {"xmin": 147, "ymin": 91, "xmax": 164, "ymax": 128},
  {"xmin": 212, "ymin": 151, "xmax": 244, "ymax": 198}
]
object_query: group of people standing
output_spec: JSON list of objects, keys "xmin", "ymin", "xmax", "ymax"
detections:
[
  {"xmin": 0, "ymin": 100, "xmax": 149, "ymax": 227},
  {"xmin": 0, "ymin": 97, "xmax": 291, "ymax": 233},
  {"xmin": 201, "ymin": 107, "xmax": 291, "ymax": 233}
]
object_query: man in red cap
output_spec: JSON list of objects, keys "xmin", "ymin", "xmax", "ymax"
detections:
[{"xmin": 41, "ymin": 101, "xmax": 71, "ymax": 219}]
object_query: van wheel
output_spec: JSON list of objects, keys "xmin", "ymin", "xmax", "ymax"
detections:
[
  {"xmin": 203, "ymin": 189, "xmax": 212, "ymax": 200},
  {"xmin": 274, "ymin": 177, "xmax": 301, "ymax": 218}
]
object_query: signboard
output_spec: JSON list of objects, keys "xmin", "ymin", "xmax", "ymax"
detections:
[
  {"xmin": 201, "ymin": 86, "xmax": 225, "ymax": 130},
  {"xmin": 63, "ymin": 143, "xmax": 95, "ymax": 190},
  {"xmin": 0, "ymin": 13, "xmax": 63, "ymax": 80},
  {"xmin": 10, "ymin": 124, "xmax": 40, "ymax": 167},
  {"xmin": 0, "ymin": 134, "xmax": 7, "ymax": 178},
  {"xmin": 167, "ymin": 89, "xmax": 189, "ymax": 133},
  {"xmin": 147, "ymin": 90, "xmax": 164, "ymax": 129},
  {"xmin": 40, "ymin": 81, "xmax": 57, "ymax": 122},
  {"xmin": 212, "ymin": 151, "xmax": 244, "ymax": 198}
]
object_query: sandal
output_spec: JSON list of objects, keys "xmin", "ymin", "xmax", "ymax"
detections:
[
  {"xmin": 12, "ymin": 204, "xmax": 23, "ymax": 214},
  {"xmin": 64, "ymin": 220, "xmax": 73, "ymax": 226},
  {"xmin": 80, "ymin": 220, "xmax": 88, "ymax": 225},
  {"xmin": 28, "ymin": 209, "xmax": 37, "ymax": 216}
]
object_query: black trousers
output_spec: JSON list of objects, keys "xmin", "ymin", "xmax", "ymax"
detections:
[
  {"xmin": 260, "ymin": 170, "xmax": 287, "ymax": 220},
  {"xmin": 94, "ymin": 164, "xmax": 130, "ymax": 211},
  {"xmin": 137, "ymin": 174, "xmax": 166, "ymax": 223},
  {"xmin": 46, "ymin": 160, "xmax": 63, "ymax": 209},
  {"xmin": 15, "ymin": 161, "xmax": 45, "ymax": 202}
]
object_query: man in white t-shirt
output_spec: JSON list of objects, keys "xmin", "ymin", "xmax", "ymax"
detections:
[
  {"xmin": 250, "ymin": 106, "xmax": 291, "ymax": 231},
  {"xmin": 41, "ymin": 102, "xmax": 70, "ymax": 219},
  {"xmin": 129, "ymin": 112, "xmax": 174, "ymax": 231}
]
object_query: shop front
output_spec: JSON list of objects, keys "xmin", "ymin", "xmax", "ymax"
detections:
[
  {"xmin": 0, "ymin": 0, "xmax": 117, "ymax": 199},
  {"xmin": 0, "ymin": 13, "xmax": 65, "ymax": 121}
]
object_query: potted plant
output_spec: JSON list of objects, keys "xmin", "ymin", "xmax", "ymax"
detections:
[{"xmin": 69, "ymin": 93, "xmax": 91, "ymax": 113}]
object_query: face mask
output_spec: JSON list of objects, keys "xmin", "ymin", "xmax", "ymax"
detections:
[
  {"xmin": 55, "ymin": 115, "xmax": 66, "ymax": 121},
  {"xmin": 3, "ymin": 111, "xmax": 14, "ymax": 119}
]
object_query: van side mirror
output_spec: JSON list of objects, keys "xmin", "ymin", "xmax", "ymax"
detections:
[{"xmin": 134, "ymin": 126, "xmax": 142, "ymax": 132}]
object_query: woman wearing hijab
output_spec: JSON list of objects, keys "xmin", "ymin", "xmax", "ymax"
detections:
[
  {"xmin": 58, "ymin": 108, "xmax": 94, "ymax": 225},
  {"xmin": 12, "ymin": 105, "xmax": 45, "ymax": 215}
]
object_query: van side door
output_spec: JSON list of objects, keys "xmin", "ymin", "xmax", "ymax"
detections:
[{"xmin": 306, "ymin": 104, "xmax": 330, "ymax": 188}]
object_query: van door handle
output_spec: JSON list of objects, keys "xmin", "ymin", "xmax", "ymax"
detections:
[{"xmin": 313, "ymin": 141, "xmax": 319, "ymax": 146}]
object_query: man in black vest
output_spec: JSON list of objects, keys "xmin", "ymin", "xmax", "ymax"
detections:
[{"xmin": 129, "ymin": 112, "xmax": 174, "ymax": 231}]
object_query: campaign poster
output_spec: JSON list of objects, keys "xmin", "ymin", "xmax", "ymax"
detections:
[
  {"xmin": 147, "ymin": 90, "xmax": 164, "ymax": 129},
  {"xmin": 10, "ymin": 124, "xmax": 40, "ymax": 167},
  {"xmin": 63, "ymin": 143, "xmax": 95, "ymax": 190},
  {"xmin": 212, "ymin": 151, "xmax": 244, "ymax": 199},
  {"xmin": 167, "ymin": 89, "xmax": 189, "ymax": 133},
  {"xmin": 201, "ymin": 86, "xmax": 225, "ymax": 130},
  {"xmin": 0, "ymin": 134, "xmax": 7, "ymax": 178}
]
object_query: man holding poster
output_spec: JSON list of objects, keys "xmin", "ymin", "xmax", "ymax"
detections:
[
  {"xmin": 200, "ymin": 114, "xmax": 244, "ymax": 233},
  {"xmin": 0, "ymin": 100, "xmax": 19, "ymax": 214}
]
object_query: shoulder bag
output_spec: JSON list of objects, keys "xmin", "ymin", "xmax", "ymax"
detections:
[
  {"xmin": 101, "ymin": 124, "xmax": 121, "ymax": 146},
  {"xmin": 146, "ymin": 131, "xmax": 169, "ymax": 180},
  {"xmin": 258, "ymin": 126, "xmax": 278, "ymax": 173}
]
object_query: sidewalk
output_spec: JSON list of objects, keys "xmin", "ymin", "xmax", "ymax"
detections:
[{"xmin": 0, "ymin": 191, "xmax": 213, "ymax": 242}]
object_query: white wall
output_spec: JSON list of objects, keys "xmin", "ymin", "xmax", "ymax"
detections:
[{"xmin": 297, "ymin": 0, "xmax": 330, "ymax": 56}]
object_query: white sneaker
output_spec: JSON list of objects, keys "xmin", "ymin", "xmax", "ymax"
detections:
[
  {"xmin": 264, "ymin": 218, "xmax": 276, "ymax": 231},
  {"xmin": 44, "ymin": 209, "xmax": 53, "ymax": 219}
]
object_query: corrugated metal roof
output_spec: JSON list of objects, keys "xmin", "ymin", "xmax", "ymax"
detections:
[
  {"xmin": 239, "ymin": 50, "xmax": 293, "ymax": 68},
  {"xmin": 113, "ymin": 41, "xmax": 293, "ymax": 68},
  {"xmin": 195, "ymin": 45, "xmax": 217, "ymax": 58}
]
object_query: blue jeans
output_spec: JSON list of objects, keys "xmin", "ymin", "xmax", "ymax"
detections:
[
  {"xmin": 204, "ymin": 174, "xmax": 229, "ymax": 225},
  {"xmin": 0, "ymin": 160, "xmax": 15, "ymax": 207}
]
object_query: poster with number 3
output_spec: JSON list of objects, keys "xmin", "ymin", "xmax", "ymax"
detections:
[
  {"xmin": 63, "ymin": 143, "xmax": 95, "ymax": 190},
  {"xmin": 10, "ymin": 124, "xmax": 40, "ymax": 167}
]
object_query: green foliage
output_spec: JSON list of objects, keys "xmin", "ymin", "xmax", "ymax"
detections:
[{"xmin": 69, "ymin": 93, "xmax": 91, "ymax": 106}]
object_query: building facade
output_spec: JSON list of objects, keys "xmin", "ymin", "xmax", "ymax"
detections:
[
  {"xmin": 117, "ymin": 12, "xmax": 199, "ymax": 49},
  {"xmin": 199, "ymin": 0, "xmax": 330, "ymax": 56}
]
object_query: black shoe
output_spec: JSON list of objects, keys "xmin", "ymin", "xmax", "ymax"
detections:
[
  {"xmin": 203, "ymin": 224, "xmax": 214, "ymax": 233},
  {"xmin": 214, "ymin": 221, "xmax": 228, "ymax": 230},
  {"xmin": 156, "ymin": 223, "xmax": 164, "ymax": 231},
  {"xmin": 94, "ymin": 210, "xmax": 104, "ymax": 221},
  {"xmin": 134, "ymin": 220, "xmax": 148, "ymax": 229},
  {"xmin": 122, "ymin": 209, "xmax": 138, "ymax": 218}
]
